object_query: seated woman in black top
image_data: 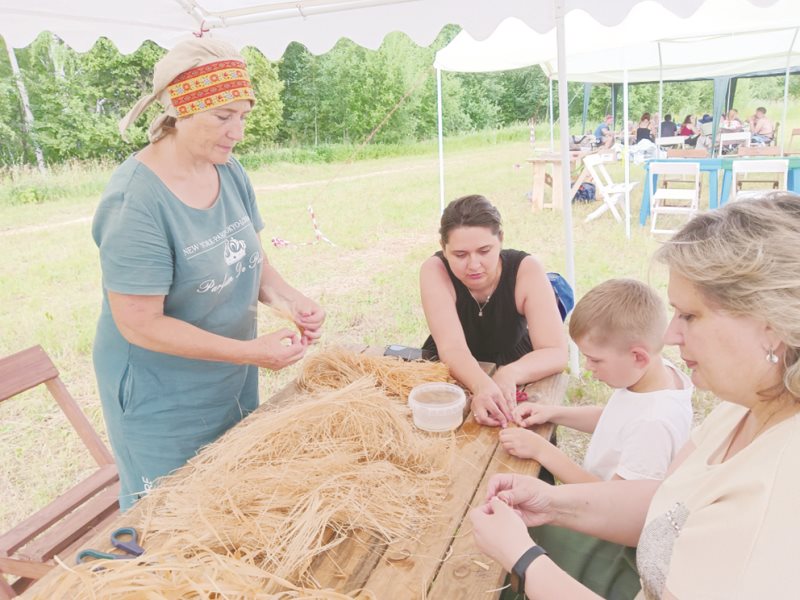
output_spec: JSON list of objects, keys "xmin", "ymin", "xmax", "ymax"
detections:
[
  {"xmin": 636, "ymin": 112, "xmax": 654, "ymax": 143},
  {"xmin": 420, "ymin": 195, "xmax": 568, "ymax": 428}
]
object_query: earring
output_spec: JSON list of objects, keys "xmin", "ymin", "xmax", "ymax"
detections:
[{"xmin": 766, "ymin": 348, "xmax": 779, "ymax": 364}]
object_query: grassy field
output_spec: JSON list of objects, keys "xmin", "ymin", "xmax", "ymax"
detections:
[{"xmin": 0, "ymin": 131, "xmax": 726, "ymax": 533}]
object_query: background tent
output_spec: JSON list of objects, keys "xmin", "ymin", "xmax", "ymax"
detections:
[
  {"xmin": 434, "ymin": 0, "xmax": 799, "ymax": 241},
  {"xmin": 437, "ymin": 0, "xmax": 800, "ymax": 152},
  {"xmin": 436, "ymin": 0, "xmax": 799, "ymax": 75}
]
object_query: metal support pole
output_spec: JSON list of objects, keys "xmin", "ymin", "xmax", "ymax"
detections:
[
  {"xmin": 555, "ymin": 0, "xmax": 579, "ymax": 377},
  {"xmin": 436, "ymin": 68, "xmax": 445, "ymax": 213}
]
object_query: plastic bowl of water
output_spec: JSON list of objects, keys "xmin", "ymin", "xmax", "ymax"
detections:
[{"xmin": 407, "ymin": 382, "xmax": 466, "ymax": 432}]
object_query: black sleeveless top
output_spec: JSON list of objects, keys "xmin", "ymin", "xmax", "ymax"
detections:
[{"xmin": 422, "ymin": 249, "xmax": 532, "ymax": 366}]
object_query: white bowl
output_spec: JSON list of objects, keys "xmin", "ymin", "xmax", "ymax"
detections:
[{"xmin": 407, "ymin": 382, "xmax": 466, "ymax": 432}]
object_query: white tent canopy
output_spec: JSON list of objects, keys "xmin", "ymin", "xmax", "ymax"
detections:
[
  {"xmin": 0, "ymin": 0, "xmax": 783, "ymax": 56},
  {"xmin": 435, "ymin": 0, "xmax": 800, "ymax": 79},
  {"xmin": 544, "ymin": 17, "xmax": 800, "ymax": 82}
]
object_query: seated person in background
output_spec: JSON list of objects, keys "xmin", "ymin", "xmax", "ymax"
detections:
[
  {"xmin": 649, "ymin": 112, "xmax": 660, "ymax": 140},
  {"xmin": 659, "ymin": 114, "xmax": 678, "ymax": 138},
  {"xmin": 697, "ymin": 113, "xmax": 714, "ymax": 148},
  {"xmin": 721, "ymin": 108, "xmax": 743, "ymax": 131},
  {"xmin": 635, "ymin": 113, "xmax": 654, "ymax": 143},
  {"xmin": 626, "ymin": 120, "xmax": 637, "ymax": 145},
  {"xmin": 679, "ymin": 114, "xmax": 700, "ymax": 147},
  {"xmin": 748, "ymin": 106, "xmax": 774, "ymax": 144},
  {"xmin": 420, "ymin": 195, "xmax": 568, "ymax": 428},
  {"xmin": 500, "ymin": 278, "xmax": 693, "ymax": 484},
  {"xmin": 594, "ymin": 114, "xmax": 614, "ymax": 148}
]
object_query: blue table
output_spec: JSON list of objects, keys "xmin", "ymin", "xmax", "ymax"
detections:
[
  {"xmin": 639, "ymin": 158, "xmax": 721, "ymax": 226},
  {"xmin": 640, "ymin": 156, "xmax": 800, "ymax": 225}
]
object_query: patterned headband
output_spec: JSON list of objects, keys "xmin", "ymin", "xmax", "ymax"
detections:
[{"xmin": 167, "ymin": 59, "xmax": 255, "ymax": 117}]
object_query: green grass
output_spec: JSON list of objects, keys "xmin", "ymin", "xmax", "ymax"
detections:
[{"xmin": 0, "ymin": 127, "xmax": 741, "ymax": 533}]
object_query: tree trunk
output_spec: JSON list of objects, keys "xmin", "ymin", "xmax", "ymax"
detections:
[{"xmin": 5, "ymin": 43, "xmax": 46, "ymax": 172}]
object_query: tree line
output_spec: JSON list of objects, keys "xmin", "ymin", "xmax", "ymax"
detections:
[{"xmin": 1, "ymin": 29, "xmax": 797, "ymax": 168}]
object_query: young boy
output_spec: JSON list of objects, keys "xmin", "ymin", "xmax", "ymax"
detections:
[{"xmin": 499, "ymin": 278, "xmax": 693, "ymax": 484}]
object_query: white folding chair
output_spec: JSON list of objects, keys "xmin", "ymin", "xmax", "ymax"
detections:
[
  {"xmin": 649, "ymin": 162, "xmax": 701, "ymax": 234},
  {"xmin": 730, "ymin": 159, "xmax": 789, "ymax": 201},
  {"xmin": 582, "ymin": 152, "xmax": 638, "ymax": 223},
  {"xmin": 655, "ymin": 136, "xmax": 687, "ymax": 151},
  {"xmin": 787, "ymin": 127, "xmax": 800, "ymax": 155},
  {"xmin": 717, "ymin": 131, "xmax": 751, "ymax": 155}
]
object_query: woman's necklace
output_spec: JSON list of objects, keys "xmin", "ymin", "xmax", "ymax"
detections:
[
  {"xmin": 470, "ymin": 263, "xmax": 502, "ymax": 317},
  {"xmin": 474, "ymin": 294, "xmax": 491, "ymax": 317}
]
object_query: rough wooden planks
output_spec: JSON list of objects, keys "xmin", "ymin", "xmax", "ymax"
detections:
[{"xmin": 426, "ymin": 373, "xmax": 569, "ymax": 599}]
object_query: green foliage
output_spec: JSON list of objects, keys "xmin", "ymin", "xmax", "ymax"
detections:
[
  {"xmin": 454, "ymin": 72, "xmax": 502, "ymax": 130},
  {"xmin": 5, "ymin": 34, "xmax": 165, "ymax": 164},
  {"xmin": 0, "ymin": 39, "xmax": 27, "ymax": 165},
  {"xmin": 277, "ymin": 42, "xmax": 322, "ymax": 144},
  {"xmin": 238, "ymin": 47, "xmax": 284, "ymax": 153},
  {"xmin": 496, "ymin": 67, "xmax": 551, "ymax": 124}
]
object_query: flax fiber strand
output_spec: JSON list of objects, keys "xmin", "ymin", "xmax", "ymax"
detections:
[
  {"xmin": 31, "ymin": 370, "xmax": 454, "ymax": 599},
  {"xmin": 297, "ymin": 346, "xmax": 453, "ymax": 400}
]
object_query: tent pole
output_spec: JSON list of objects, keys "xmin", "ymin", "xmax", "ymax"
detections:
[
  {"xmin": 436, "ymin": 68, "xmax": 445, "ymax": 214},
  {"xmin": 711, "ymin": 77, "xmax": 730, "ymax": 158},
  {"xmin": 549, "ymin": 77, "xmax": 555, "ymax": 151},
  {"xmin": 781, "ymin": 28, "xmax": 798, "ymax": 156},
  {"xmin": 658, "ymin": 42, "xmax": 663, "ymax": 135},
  {"xmin": 611, "ymin": 84, "xmax": 617, "ymax": 129},
  {"xmin": 623, "ymin": 69, "xmax": 631, "ymax": 239},
  {"xmin": 555, "ymin": 0, "xmax": 579, "ymax": 377},
  {"xmin": 582, "ymin": 83, "xmax": 591, "ymax": 135}
]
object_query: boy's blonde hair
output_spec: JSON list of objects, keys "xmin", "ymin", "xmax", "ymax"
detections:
[{"xmin": 569, "ymin": 278, "xmax": 667, "ymax": 352}]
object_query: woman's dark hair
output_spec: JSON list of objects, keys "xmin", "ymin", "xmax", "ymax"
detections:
[
  {"xmin": 439, "ymin": 194, "xmax": 503, "ymax": 246},
  {"xmin": 683, "ymin": 114, "xmax": 693, "ymax": 125},
  {"xmin": 641, "ymin": 112, "xmax": 651, "ymax": 122}
]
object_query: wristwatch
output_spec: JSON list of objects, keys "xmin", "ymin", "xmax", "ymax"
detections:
[{"xmin": 510, "ymin": 545, "xmax": 548, "ymax": 597}]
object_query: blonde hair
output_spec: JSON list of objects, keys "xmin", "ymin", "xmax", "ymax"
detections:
[
  {"xmin": 655, "ymin": 193, "xmax": 800, "ymax": 398},
  {"xmin": 569, "ymin": 278, "xmax": 667, "ymax": 352}
]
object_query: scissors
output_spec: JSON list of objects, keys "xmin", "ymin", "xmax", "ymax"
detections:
[{"xmin": 76, "ymin": 527, "xmax": 145, "ymax": 564}]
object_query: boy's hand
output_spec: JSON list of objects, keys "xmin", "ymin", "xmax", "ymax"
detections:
[
  {"xmin": 499, "ymin": 427, "xmax": 547, "ymax": 460},
  {"xmin": 513, "ymin": 402, "xmax": 554, "ymax": 427}
]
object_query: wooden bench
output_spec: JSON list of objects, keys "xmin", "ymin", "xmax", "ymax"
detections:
[{"xmin": 0, "ymin": 346, "xmax": 119, "ymax": 599}]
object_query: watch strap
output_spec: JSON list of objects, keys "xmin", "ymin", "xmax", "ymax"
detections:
[{"xmin": 510, "ymin": 544, "xmax": 548, "ymax": 595}]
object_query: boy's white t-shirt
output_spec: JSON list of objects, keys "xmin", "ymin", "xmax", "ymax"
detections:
[{"xmin": 582, "ymin": 359, "xmax": 694, "ymax": 481}]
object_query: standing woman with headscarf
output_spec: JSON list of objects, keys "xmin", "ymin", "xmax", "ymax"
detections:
[{"xmin": 93, "ymin": 38, "xmax": 325, "ymax": 510}]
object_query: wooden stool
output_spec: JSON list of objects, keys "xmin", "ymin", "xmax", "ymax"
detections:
[{"xmin": 527, "ymin": 153, "xmax": 564, "ymax": 211}]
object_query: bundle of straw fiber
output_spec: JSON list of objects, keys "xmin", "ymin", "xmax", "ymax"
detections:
[
  {"xmin": 297, "ymin": 346, "xmax": 453, "ymax": 400},
  {"xmin": 31, "ymin": 377, "xmax": 453, "ymax": 599}
]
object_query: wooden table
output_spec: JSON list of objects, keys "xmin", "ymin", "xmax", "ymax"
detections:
[
  {"xmin": 527, "ymin": 151, "xmax": 592, "ymax": 212},
  {"xmin": 24, "ymin": 348, "xmax": 568, "ymax": 599}
]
